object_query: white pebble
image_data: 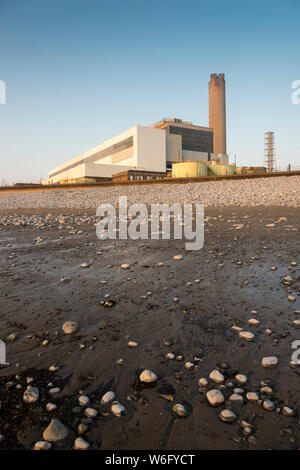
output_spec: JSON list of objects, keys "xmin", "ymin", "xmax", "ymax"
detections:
[
  {"xmin": 206, "ymin": 389, "xmax": 225, "ymax": 406},
  {"xmin": 101, "ymin": 391, "xmax": 115, "ymax": 405},
  {"xmin": 139, "ymin": 369, "xmax": 157, "ymax": 383},
  {"xmin": 261, "ymin": 356, "xmax": 278, "ymax": 368}
]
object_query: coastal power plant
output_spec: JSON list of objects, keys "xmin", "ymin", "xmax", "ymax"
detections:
[{"xmin": 44, "ymin": 73, "xmax": 230, "ymax": 184}]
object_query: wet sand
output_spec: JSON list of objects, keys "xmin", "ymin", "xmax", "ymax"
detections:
[{"xmin": 0, "ymin": 206, "xmax": 299, "ymax": 450}]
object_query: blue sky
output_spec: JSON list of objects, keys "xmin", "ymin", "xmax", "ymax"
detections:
[{"xmin": 0, "ymin": 0, "xmax": 299, "ymax": 183}]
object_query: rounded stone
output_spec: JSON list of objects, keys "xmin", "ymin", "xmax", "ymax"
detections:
[
  {"xmin": 62, "ymin": 321, "xmax": 78, "ymax": 335},
  {"xmin": 139, "ymin": 369, "xmax": 157, "ymax": 383},
  {"xmin": 209, "ymin": 370, "xmax": 225, "ymax": 384},
  {"xmin": 246, "ymin": 392, "xmax": 259, "ymax": 402},
  {"xmin": 219, "ymin": 409, "xmax": 237, "ymax": 423},
  {"xmin": 282, "ymin": 406, "xmax": 295, "ymax": 417},
  {"xmin": 185, "ymin": 362, "xmax": 194, "ymax": 370},
  {"xmin": 229, "ymin": 393, "xmax": 244, "ymax": 403},
  {"xmin": 206, "ymin": 389, "xmax": 225, "ymax": 406},
  {"xmin": 34, "ymin": 441, "xmax": 52, "ymax": 450},
  {"xmin": 74, "ymin": 437, "xmax": 90, "ymax": 450},
  {"xmin": 49, "ymin": 387, "xmax": 60, "ymax": 395},
  {"xmin": 248, "ymin": 318, "xmax": 260, "ymax": 326},
  {"xmin": 78, "ymin": 395, "xmax": 90, "ymax": 406},
  {"xmin": 235, "ymin": 374, "xmax": 247, "ymax": 384},
  {"xmin": 46, "ymin": 403, "xmax": 57, "ymax": 412},
  {"xmin": 120, "ymin": 263, "xmax": 130, "ymax": 269},
  {"xmin": 111, "ymin": 401, "xmax": 126, "ymax": 417},
  {"xmin": 172, "ymin": 404, "xmax": 187, "ymax": 417},
  {"xmin": 239, "ymin": 331, "xmax": 255, "ymax": 342},
  {"xmin": 261, "ymin": 356, "xmax": 278, "ymax": 368},
  {"xmin": 101, "ymin": 391, "xmax": 115, "ymax": 405},
  {"xmin": 23, "ymin": 385, "xmax": 39, "ymax": 403},
  {"xmin": 198, "ymin": 378, "xmax": 208, "ymax": 387},
  {"xmin": 84, "ymin": 408, "xmax": 98, "ymax": 418},
  {"xmin": 263, "ymin": 399, "xmax": 275, "ymax": 411},
  {"xmin": 43, "ymin": 419, "xmax": 69, "ymax": 442},
  {"xmin": 166, "ymin": 352, "xmax": 175, "ymax": 360}
]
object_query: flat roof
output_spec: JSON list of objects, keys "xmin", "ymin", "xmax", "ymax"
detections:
[{"xmin": 150, "ymin": 117, "xmax": 213, "ymax": 132}]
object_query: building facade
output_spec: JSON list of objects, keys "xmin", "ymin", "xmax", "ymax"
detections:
[{"xmin": 45, "ymin": 126, "xmax": 166, "ymax": 184}]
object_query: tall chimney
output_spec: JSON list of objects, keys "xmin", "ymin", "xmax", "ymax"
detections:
[{"xmin": 209, "ymin": 73, "xmax": 227, "ymax": 155}]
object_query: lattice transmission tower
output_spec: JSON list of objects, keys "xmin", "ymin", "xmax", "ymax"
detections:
[{"xmin": 264, "ymin": 131, "xmax": 277, "ymax": 172}]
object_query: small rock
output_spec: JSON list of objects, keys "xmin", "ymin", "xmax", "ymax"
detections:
[
  {"xmin": 78, "ymin": 395, "xmax": 90, "ymax": 406},
  {"xmin": 260, "ymin": 386, "xmax": 273, "ymax": 395},
  {"xmin": 139, "ymin": 369, "xmax": 157, "ymax": 383},
  {"xmin": 293, "ymin": 319, "xmax": 300, "ymax": 328},
  {"xmin": 248, "ymin": 436, "xmax": 258, "ymax": 445},
  {"xmin": 80, "ymin": 262, "xmax": 90, "ymax": 268},
  {"xmin": 49, "ymin": 387, "xmax": 61, "ymax": 395},
  {"xmin": 128, "ymin": 341, "xmax": 138, "ymax": 348},
  {"xmin": 43, "ymin": 419, "xmax": 69, "ymax": 442},
  {"xmin": 101, "ymin": 391, "xmax": 115, "ymax": 405},
  {"xmin": 263, "ymin": 399, "xmax": 275, "ymax": 411},
  {"xmin": 248, "ymin": 318, "xmax": 260, "ymax": 326},
  {"xmin": 173, "ymin": 254, "xmax": 183, "ymax": 260},
  {"xmin": 34, "ymin": 441, "xmax": 52, "ymax": 450},
  {"xmin": 62, "ymin": 321, "xmax": 78, "ymax": 335},
  {"xmin": 282, "ymin": 406, "xmax": 295, "ymax": 417},
  {"xmin": 209, "ymin": 370, "xmax": 224, "ymax": 384},
  {"xmin": 172, "ymin": 404, "xmax": 187, "ymax": 417},
  {"xmin": 23, "ymin": 385, "xmax": 39, "ymax": 403},
  {"xmin": 78, "ymin": 423, "xmax": 88, "ymax": 434},
  {"xmin": 246, "ymin": 392, "xmax": 259, "ymax": 402},
  {"xmin": 185, "ymin": 362, "xmax": 194, "ymax": 370},
  {"xmin": 46, "ymin": 403, "xmax": 57, "ymax": 412},
  {"xmin": 206, "ymin": 389, "xmax": 225, "ymax": 406},
  {"xmin": 242, "ymin": 426, "xmax": 252, "ymax": 436},
  {"xmin": 111, "ymin": 401, "xmax": 126, "ymax": 417},
  {"xmin": 219, "ymin": 409, "xmax": 236, "ymax": 423},
  {"xmin": 262, "ymin": 356, "xmax": 278, "ymax": 368},
  {"xmin": 239, "ymin": 331, "xmax": 255, "ymax": 342},
  {"xmin": 8, "ymin": 332, "xmax": 18, "ymax": 341},
  {"xmin": 229, "ymin": 393, "xmax": 244, "ymax": 403},
  {"xmin": 84, "ymin": 408, "xmax": 98, "ymax": 418},
  {"xmin": 74, "ymin": 437, "xmax": 90, "ymax": 450},
  {"xmin": 235, "ymin": 374, "xmax": 247, "ymax": 384},
  {"xmin": 120, "ymin": 264, "xmax": 130, "ymax": 269},
  {"xmin": 166, "ymin": 353, "xmax": 175, "ymax": 360},
  {"xmin": 198, "ymin": 378, "xmax": 208, "ymax": 387}
]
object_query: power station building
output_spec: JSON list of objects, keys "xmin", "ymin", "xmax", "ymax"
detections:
[{"xmin": 45, "ymin": 73, "xmax": 228, "ymax": 184}]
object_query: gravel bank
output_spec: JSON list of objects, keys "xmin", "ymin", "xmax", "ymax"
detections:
[{"xmin": 0, "ymin": 176, "xmax": 299, "ymax": 209}]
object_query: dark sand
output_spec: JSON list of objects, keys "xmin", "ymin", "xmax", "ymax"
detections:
[{"xmin": 0, "ymin": 206, "xmax": 299, "ymax": 450}]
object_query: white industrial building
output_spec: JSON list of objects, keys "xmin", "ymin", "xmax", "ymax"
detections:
[{"xmin": 45, "ymin": 118, "xmax": 228, "ymax": 184}]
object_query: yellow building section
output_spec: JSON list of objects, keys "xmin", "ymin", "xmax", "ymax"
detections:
[
  {"xmin": 59, "ymin": 177, "xmax": 98, "ymax": 184},
  {"xmin": 172, "ymin": 161, "xmax": 208, "ymax": 178},
  {"xmin": 235, "ymin": 166, "xmax": 266, "ymax": 175},
  {"xmin": 207, "ymin": 161, "xmax": 235, "ymax": 176}
]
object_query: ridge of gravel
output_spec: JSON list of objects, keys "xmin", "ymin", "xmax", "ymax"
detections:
[{"xmin": 0, "ymin": 176, "xmax": 299, "ymax": 209}]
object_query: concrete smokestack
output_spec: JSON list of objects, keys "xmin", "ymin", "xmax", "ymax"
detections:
[{"xmin": 209, "ymin": 73, "xmax": 227, "ymax": 155}]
